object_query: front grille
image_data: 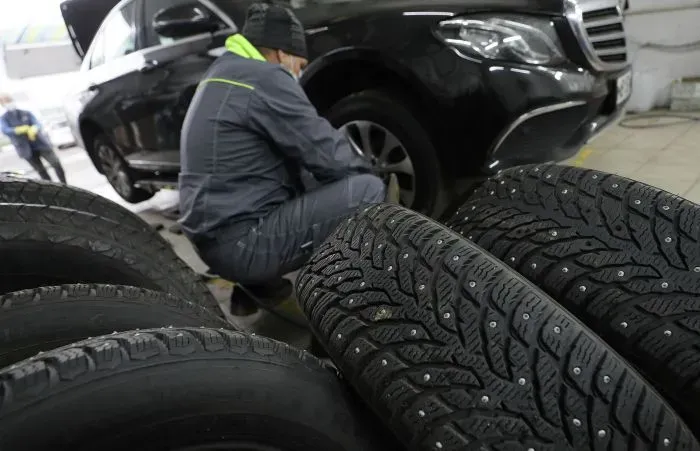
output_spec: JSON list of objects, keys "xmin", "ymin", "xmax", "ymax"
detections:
[{"xmin": 567, "ymin": 0, "xmax": 628, "ymax": 71}]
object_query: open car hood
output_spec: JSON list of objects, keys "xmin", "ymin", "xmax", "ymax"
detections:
[{"xmin": 60, "ymin": 0, "xmax": 121, "ymax": 59}]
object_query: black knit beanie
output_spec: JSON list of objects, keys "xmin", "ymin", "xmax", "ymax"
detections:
[{"xmin": 242, "ymin": 2, "xmax": 308, "ymax": 59}]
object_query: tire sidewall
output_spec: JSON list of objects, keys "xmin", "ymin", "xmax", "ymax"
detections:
[{"xmin": 325, "ymin": 90, "xmax": 443, "ymax": 216}]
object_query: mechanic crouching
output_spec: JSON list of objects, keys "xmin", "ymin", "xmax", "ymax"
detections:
[{"xmin": 179, "ymin": 2, "xmax": 396, "ymax": 313}]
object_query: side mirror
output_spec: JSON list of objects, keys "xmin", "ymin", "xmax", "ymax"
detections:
[{"xmin": 153, "ymin": 3, "xmax": 222, "ymax": 39}]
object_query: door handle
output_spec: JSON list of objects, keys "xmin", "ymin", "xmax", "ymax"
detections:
[{"xmin": 140, "ymin": 60, "xmax": 159, "ymax": 73}]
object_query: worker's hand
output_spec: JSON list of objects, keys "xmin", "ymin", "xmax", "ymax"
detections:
[
  {"xmin": 27, "ymin": 125, "xmax": 39, "ymax": 142},
  {"xmin": 13, "ymin": 125, "xmax": 30, "ymax": 135}
]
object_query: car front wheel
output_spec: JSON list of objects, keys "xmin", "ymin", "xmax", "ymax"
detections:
[
  {"xmin": 93, "ymin": 134, "xmax": 154, "ymax": 203},
  {"xmin": 326, "ymin": 90, "xmax": 444, "ymax": 216}
]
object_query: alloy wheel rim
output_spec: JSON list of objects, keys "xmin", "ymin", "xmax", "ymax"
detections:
[
  {"xmin": 340, "ymin": 120, "xmax": 416, "ymax": 207},
  {"xmin": 97, "ymin": 144, "xmax": 132, "ymax": 197}
]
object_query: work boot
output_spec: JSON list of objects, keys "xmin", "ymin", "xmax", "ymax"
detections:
[
  {"xmin": 230, "ymin": 278, "xmax": 294, "ymax": 316},
  {"xmin": 385, "ymin": 173, "xmax": 400, "ymax": 204}
]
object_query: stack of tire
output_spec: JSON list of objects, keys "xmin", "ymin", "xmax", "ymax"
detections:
[
  {"xmin": 293, "ymin": 165, "xmax": 700, "ymax": 450},
  {"xmin": 2, "ymin": 166, "xmax": 700, "ymax": 451},
  {"xmin": 0, "ymin": 175, "xmax": 397, "ymax": 451}
]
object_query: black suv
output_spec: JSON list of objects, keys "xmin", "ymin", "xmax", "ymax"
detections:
[{"xmin": 61, "ymin": 0, "xmax": 631, "ymax": 215}]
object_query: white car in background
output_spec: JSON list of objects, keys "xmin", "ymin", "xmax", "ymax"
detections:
[
  {"xmin": 0, "ymin": 101, "xmax": 77, "ymax": 151},
  {"xmin": 2, "ymin": 72, "xmax": 80, "ymax": 150},
  {"xmin": 37, "ymin": 105, "xmax": 76, "ymax": 149}
]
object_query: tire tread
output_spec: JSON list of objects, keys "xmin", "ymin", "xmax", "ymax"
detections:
[
  {"xmin": 0, "ymin": 327, "xmax": 328, "ymax": 413},
  {"xmin": 0, "ymin": 327, "xmax": 398, "ymax": 451},
  {"xmin": 0, "ymin": 283, "xmax": 221, "ymax": 321},
  {"xmin": 0, "ymin": 203, "xmax": 219, "ymax": 314},
  {"xmin": 446, "ymin": 164, "xmax": 700, "ymax": 434},
  {"xmin": 297, "ymin": 203, "xmax": 699, "ymax": 451},
  {"xmin": 0, "ymin": 174, "xmax": 161, "ymax": 239}
]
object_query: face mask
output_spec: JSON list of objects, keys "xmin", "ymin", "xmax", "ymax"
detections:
[{"xmin": 3, "ymin": 102, "xmax": 16, "ymax": 111}]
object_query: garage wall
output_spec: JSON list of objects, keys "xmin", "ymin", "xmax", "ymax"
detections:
[
  {"xmin": 3, "ymin": 41, "xmax": 81, "ymax": 79},
  {"xmin": 626, "ymin": 0, "xmax": 700, "ymax": 111}
]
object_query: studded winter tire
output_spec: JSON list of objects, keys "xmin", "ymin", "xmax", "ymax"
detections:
[
  {"xmin": 0, "ymin": 328, "xmax": 399, "ymax": 451},
  {"xmin": 297, "ymin": 203, "xmax": 699, "ymax": 451},
  {"xmin": 446, "ymin": 164, "xmax": 700, "ymax": 437},
  {"xmin": 0, "ymin": 174, "xmax": 162, "ymax": 239},
  {"xmin": 0, "ymin": 202, "xmax": 221, "ymax": 316},
  {"xmin": 0, "ymin": 284, "xmax": 228, "ymax": 367}
]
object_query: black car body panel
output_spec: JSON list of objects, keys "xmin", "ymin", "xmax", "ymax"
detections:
[
  {"xmin": 60, "ymin": 0, "xmax": 568, "ymax": 52},
  {"xmin": 61, "ymin": 0, "xmax": 631, "ymax": 210}
]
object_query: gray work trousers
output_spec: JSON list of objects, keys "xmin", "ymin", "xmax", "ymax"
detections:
[
  {"xmin": 26, "ymin": 147, "xmax": 66, "ymax": 184},
  {"xmin": 199, "ymin": 173, "xmax": 385, "ymax": 285}
]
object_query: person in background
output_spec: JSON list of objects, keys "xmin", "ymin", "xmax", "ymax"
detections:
[
  {"xmin": 0, "ymin": 93, "xmax": 67, "ymax": 184},
  {"xmin": 179, "ymin": 2, "xmax": 398, "ymax": 314}
]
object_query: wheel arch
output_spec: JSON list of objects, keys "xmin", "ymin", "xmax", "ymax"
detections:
[
  {"xmin": 303, "ymin": 48, "xmax": 431, "ymax": 111},
  {"xmin": 78, "ymin": 119, "xmax": 105, "ymax": 174},
  {"xmin": 302, "ymin": 48, "xmax": 451, "ymax": 170}
]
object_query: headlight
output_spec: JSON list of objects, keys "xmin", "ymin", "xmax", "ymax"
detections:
[{"xmin": 437, "ymin": 15, "xmax": 565, "ymax": 65}]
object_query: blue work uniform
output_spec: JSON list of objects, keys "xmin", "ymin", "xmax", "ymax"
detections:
[
  {"xmin": 0, "ymin": 108, "xmax": 66, "ymax": 183},
  {"xmin": 179, "ymin": 34, "xmax": 385, "ymax": 285},
  {"xmin": 0, "ymin": 109, "xmax": 52, "ymax": 158}
]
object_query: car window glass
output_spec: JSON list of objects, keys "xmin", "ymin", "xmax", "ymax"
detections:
[
  {"xmin": 100, "ymin": 0, "xmax": 139, "ymax": 64},
  {"xmin": 89, "ymin": 29, "xmax": 105, "ymax": 69},
  {"xmin": 143, "ymin": 0, "xmax": 228, "ymax": 48}
]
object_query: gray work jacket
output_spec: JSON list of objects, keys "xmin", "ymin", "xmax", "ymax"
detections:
[{"xmin": 179, "ymin": 34, "xmax": 371, "ymax": 242}]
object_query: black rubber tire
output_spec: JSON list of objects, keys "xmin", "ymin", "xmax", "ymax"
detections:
[
  {"xmin": 0, "ymin": 173, "xmax": 166, "ymax": 244},
  {"xmin": 438, "ymin": 175, "xmax": 489, "ymax": 223},
  {"xmin": 0, "ymin": 284, "xmax": 227, "ymax": 367},
  {"xmin": 325, "ymin": 90, "xmax": 444, "ymax": 217},
  {"xmin": 0, "ymin": 327, "xmax": 400, "ymax": 451},
  {"xmin": 93, "ymin": 134, "xmax": 154, "ymax": 203},
  {"xmin": 445, "ymin": 163, "xmax": 700, "ymax": 437},
  {"xmin": 296, "ymin": 203, "xmax": 699, "ymax": 451},
  {"xmin": 0, "ymin": 203, "xmax": 221, "ymax": 316}
]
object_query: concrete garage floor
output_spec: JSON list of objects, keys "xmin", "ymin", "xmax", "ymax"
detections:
[
  {"xmin": 2, "ymin": 115, "xmax": 699, "ymax": 348},
  {"xmin": 566, "ymin": 116, "xmax": 700, "ymax": 200}
]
